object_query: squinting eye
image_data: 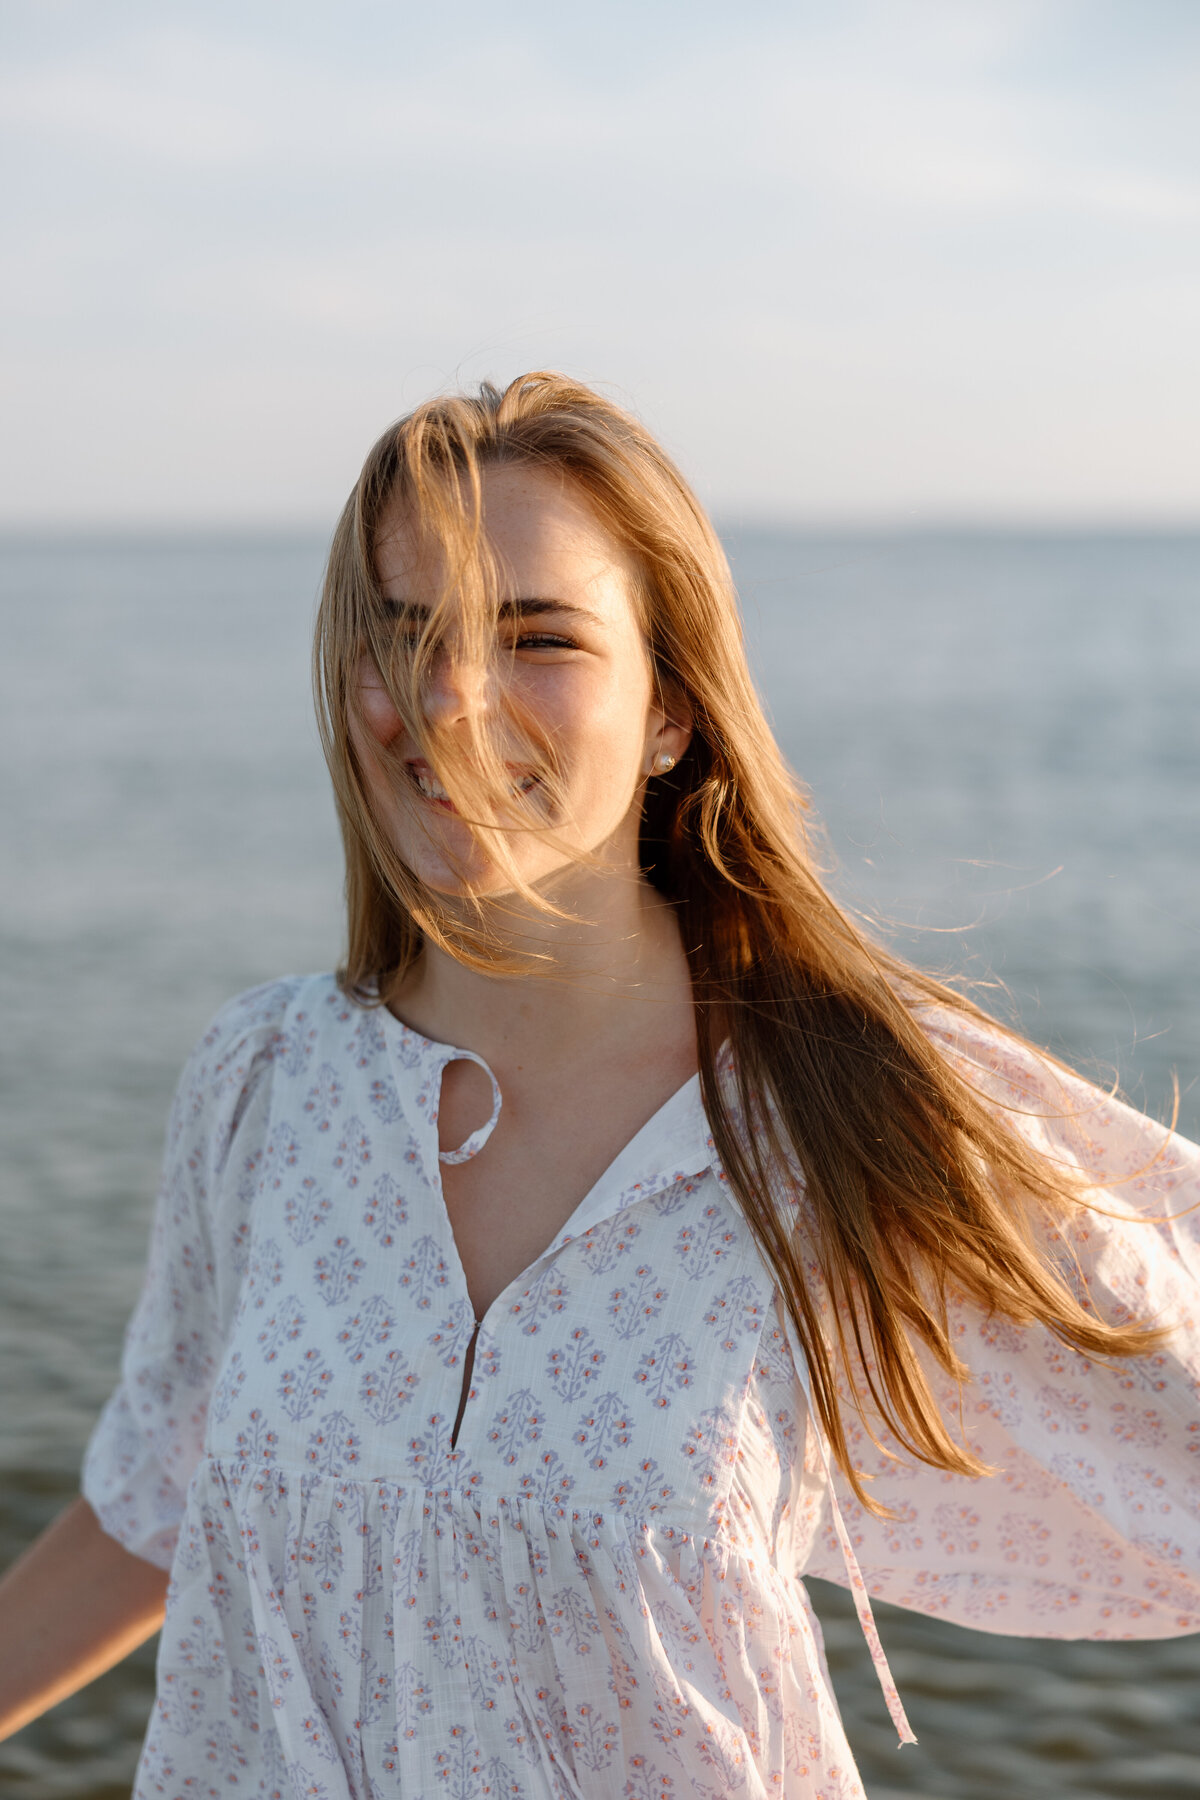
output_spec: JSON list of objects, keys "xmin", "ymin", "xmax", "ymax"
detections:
[
  {"xmin": 513, "ymin": 633, "xmax": 575, "ymax": 650},
  {"xmin": 393, "ymin": 628, "xmax": 435, "ymax": 654}
]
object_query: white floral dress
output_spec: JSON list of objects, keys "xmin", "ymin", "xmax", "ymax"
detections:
[{"xmin": 83, "ymin": 975, "xmax": 1200, "ymax": 1800}]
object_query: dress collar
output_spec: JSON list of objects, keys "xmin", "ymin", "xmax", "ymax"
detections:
[
  {"xmin": 543, "ymin": 1070, "xmax": 715, "ymax": 1257},
  {"xmin": 378, "ymin": 1004, "xmax": 716, "ymax": 1250}
]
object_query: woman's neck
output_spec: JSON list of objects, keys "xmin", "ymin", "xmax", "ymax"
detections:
[{"xmin": 388, "ymin": 869, "xmax": 696, "ymax": 1074}]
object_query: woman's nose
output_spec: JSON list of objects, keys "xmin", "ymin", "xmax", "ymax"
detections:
[{"xmin": 423, "ymin": 649, "xmax": 491, "ymax": 726}]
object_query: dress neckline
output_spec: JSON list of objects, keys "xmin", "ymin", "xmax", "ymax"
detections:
[{"xmin": 376, "ymin": 1001, "xmax": 713, "ymax": 1324}]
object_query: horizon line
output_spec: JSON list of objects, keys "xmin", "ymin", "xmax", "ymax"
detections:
[{"xmin": 5, "ymin": 512, "xmax": 1200, "ymax": 542}]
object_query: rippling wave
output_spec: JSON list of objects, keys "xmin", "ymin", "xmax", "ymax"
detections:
[{"xmin": 2, "ymin": 529, "xmax": 1198, "ymax": 1796}]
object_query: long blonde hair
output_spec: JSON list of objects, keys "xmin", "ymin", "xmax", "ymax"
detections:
[{"xmin": 315, "ymin": 370, "xmax": 1161, "ymax": 1507}]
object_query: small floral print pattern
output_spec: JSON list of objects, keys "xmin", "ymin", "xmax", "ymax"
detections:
[
  {"xmin": 800, "ymin": 1008, "xmax": 1200, "ymax": 1652},
  {"xmin": 83, "ymin": 977, "xmax": 1200, "ymax": 1799}
]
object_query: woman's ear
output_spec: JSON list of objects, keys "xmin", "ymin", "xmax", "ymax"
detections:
[{"xmin": 644, "ymin": 677, "xmax": 693, "ymax": 776}]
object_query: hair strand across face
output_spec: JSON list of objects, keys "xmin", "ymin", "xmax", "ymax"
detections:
[{"xmin": 315, "ymin": 371, "xmax": 1166, "ymax": 1510}]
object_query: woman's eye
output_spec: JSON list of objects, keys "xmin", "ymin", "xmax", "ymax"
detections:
[
  {"xmin": 513, "ymin": 632, "xmax": 575, "ymax": 650},
  {"xmin": 385, "ymin": 624, "xmax": 575, "ymax": 654}
]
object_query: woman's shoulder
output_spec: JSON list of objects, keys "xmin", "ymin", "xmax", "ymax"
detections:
[
  {"xmin": 912, "ymin": 996, "xmax": 1123, "ymax": 1156},
  {"xmin": 910, "ymin": 997, "xmax": 1069, "ymax": 1102},
  {"xmin": 171, "ymin": 972, "xmax": 349, "ymax": 1155},
  {"xmin": 911, "ymin": 995, "xmax": 1196, "ymax": 1197},
  {"xmin": 191, "ymin": 971, "xmax": 329, "ymax": 1073}
]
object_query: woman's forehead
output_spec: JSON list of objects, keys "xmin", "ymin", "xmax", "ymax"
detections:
[{"xmin": 374, "ymin": 463, "xmax": 639, "ymax": 616}]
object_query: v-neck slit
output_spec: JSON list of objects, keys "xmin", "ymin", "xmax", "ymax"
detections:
[
  {"xmin": 389, "ymin": 1026, "xmax": 714, "ymax": 1451},
  {"xmin": 419, "ymin": 1052, "xmax": 709, "ymax": 1314},
  {"xmin": 449, "ymin": 1319, "xmax": 480, "ymax": 1449}
]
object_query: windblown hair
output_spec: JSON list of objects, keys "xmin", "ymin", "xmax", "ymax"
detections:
[{"xmin": 315, "ymin": 370, "xmax": 1161, "ymax": 1507}]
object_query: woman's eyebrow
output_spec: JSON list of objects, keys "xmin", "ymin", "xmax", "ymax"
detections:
[{"xmin": 380, "ymin": 596, "xmax": 602, "ymax": 626}]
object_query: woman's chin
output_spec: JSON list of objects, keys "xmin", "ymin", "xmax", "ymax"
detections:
[
  {"xmin": 404, "ymin": 848, "xmax": 530, "ymax": 902},
  {"xmin": 404, "ymin": 842, "xmax": 578, "ymax": 907}
]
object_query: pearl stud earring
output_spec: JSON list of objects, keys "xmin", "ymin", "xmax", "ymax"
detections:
[{"xmin": 655, "ymin": 752, "xmax": 677, "ymax": 773}]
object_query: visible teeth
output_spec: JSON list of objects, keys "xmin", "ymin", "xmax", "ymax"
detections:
[
  {"xmin": 410, "ymin": 767, "xmax": 450, "ymax": 800},
  {"xmin": 408, "ymin": 765, "xmax": 539, "ymax": 802}
]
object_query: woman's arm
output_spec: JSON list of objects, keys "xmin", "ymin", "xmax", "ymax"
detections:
[
  {"xmin": 0, "ymin": 1496, "xmax": 167, "ymax": 1743},
  {"xmin": 0, "ymin": 991, "xmax": 295, "ymax": 1746}
]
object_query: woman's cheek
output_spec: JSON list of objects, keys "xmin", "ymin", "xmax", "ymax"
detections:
[{"xmin": 356, "ymin": 657, "xmax": 404, "ymax": 747}]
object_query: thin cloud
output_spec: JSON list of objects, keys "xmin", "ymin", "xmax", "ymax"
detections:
[{"xmin": 2, "ymin": 2, "xmax": 1199, "ymax": 523}]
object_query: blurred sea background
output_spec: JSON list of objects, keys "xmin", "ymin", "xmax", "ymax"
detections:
[{"xmin": 1, "ymin": 525, "xmax": 1198, "ymax": 1800}]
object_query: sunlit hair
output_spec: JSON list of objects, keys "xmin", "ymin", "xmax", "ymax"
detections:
[{"xmin": 315, "ymin": 370, "xmax": 1162, "ymax": 1508}]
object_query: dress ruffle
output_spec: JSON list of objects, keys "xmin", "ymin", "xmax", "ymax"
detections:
[{"xmin": 154, "ymin": 1460, "xmax": 862, "ymax": 1800}]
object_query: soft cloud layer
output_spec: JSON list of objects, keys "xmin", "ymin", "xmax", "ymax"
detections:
[{"xmin": 3, "ymin": 0, "xmax": 1199, "ymax": 523}]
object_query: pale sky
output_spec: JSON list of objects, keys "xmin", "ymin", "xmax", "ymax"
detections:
[{"xmin": 4, "ymin": 0, "xmax": 1200, "ymax": 526}]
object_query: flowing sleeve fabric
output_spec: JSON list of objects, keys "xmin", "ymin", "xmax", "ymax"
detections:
[
  {"xmin": 796, "ymin": 1007, "xmax": 1200, "ymax": 1640},
  {"xmin": 81, "ymin": 979, "xmax": 298, "ymax": 1568}
]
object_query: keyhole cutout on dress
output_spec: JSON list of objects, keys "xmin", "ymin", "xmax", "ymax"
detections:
[{"xmin": 436, "ymin": 1057, "xmax": 500, "ymax": 1170}]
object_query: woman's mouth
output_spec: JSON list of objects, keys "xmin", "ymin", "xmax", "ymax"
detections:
[{"xmin": 405, "ymin": 761, "xmax": 540, "ymax": 811}]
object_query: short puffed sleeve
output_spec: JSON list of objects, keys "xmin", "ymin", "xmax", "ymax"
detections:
[
  {"xmin": 797, "ymin": 1008, "xmax": 1200, "ymax": 1640},
  {"xmin": 81, "ymin": 979, "xmax": 299, "ymax": 1567}
]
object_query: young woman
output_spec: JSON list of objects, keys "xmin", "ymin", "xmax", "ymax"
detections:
[{"xmin": 2, "ymin": 371, "xmax": 1198, "ymax": 1799}]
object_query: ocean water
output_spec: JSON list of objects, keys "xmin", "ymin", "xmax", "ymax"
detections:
[{"xmin": 1, "ymin": 528, "xmax": 1198, "ymax": 1798}]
